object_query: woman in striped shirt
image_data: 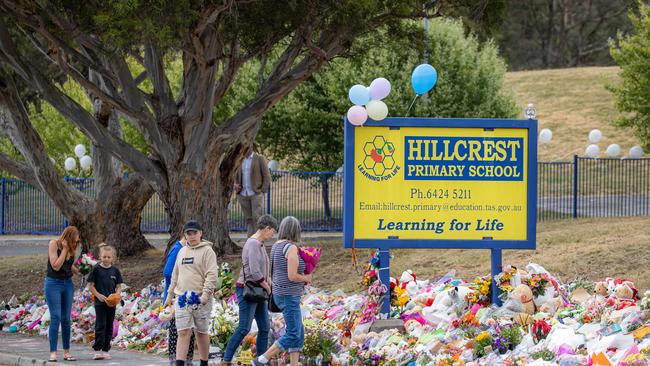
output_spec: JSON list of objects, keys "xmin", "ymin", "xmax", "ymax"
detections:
[{"xmin": 252, "ymin": 216, "xmax": 312, "ymax": 366}]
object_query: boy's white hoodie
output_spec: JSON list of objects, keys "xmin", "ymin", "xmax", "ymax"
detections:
[{"xmin": 169, "ymin": 240, "xmax": 218, "ymax": 304}]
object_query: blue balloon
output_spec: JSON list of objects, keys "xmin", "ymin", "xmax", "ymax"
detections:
[
  {"xmin": 348, "ymin": 84, "xmax": 370, "ymax": 106},
  {"xmin": 411, "ymin": 64, "xmax": 438, "ymax": 95}
]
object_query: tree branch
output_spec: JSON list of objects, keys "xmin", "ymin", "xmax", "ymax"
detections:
[
  {"xmin": 0, "ymin": 18, "xmax": 167, "ymax": 192},
  {"xmin": 0, "ymin": 151, "xmax": 38, "ymax": 186}
]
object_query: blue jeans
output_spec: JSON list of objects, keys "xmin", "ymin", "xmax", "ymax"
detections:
[
  {"xmin": 273, "ymin": 294, "xmax": 303, "ymax": 353},
  {"xmin": 44, "ymin": 277, "xmax": 74, "ymax": 352},
  {"xmin": 223, "ymin": 287, "xmax": 270, "ymax": 362}
]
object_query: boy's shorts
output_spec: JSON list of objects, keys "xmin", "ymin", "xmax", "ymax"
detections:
[{"xmin": 174, "ymin": 298, "xmax": 213, "ymax": 334}]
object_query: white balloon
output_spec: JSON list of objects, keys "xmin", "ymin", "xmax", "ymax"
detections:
[
  {"xmin": 74, "ymin": 144, "xmax": 86, "ymax": 158},
  {"xmin": 267, "ymin": 160, "xmax": 279, "ymax": 171},
  {"xmin": 336, "ymin": 166, "xmax": 344, "ymax": 176},
  {"xmin": 605, "ymin": 144, "xmax": 621, "ymax": 157},
  {"xmin": 80, "ymin": 155, "xmax": 92, "ymax": 170},
  {"xmin": 64, "ymin": 157, "xmax": 76, "ymax": 171},
  {"xmin": 629, "ymin": 145, "xmax": 644, "ymax": 159},
  {"xmin": 366, "ymin": 100, "xmax": 388, "ymax": 121},
  {"xmin": 539, "ymin": 128, "xmax": 552, "ymax": 144},
  {"xmin": 588, "ymin": 129, "xmax": 602, "ymax": 143},
  {"xmin": 49, "ymin": 157, "xmax": 56, "ymax": 165},
  {"xmin": 585, "ymin": 144, "xmax": 600, "ymax": 158}
]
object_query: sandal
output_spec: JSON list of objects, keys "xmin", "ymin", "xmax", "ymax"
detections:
[
  {"xmin": 63, "ymin": 354, "xmax": 77, "ymax": 361},
  {"xmin": 48, "ymin": 359, "xmax": 57, "ymax": 363}
]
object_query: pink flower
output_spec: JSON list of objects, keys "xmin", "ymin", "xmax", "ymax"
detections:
[{"xmin": 298, "ymin": 247, "xmax": 321, "ymax": 274}]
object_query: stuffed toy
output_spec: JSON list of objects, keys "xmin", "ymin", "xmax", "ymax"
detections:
[
  {"xmin": 538, "ymin": 296, "xmax": 564, "ymax": 315},
  {"xmin": 105, "ymin": 293, "xmax": 121, "ymax": 308},
  {"xmin": 594, "ymin": 281, "xmax": 609, "ymax": 297},
  {"xmin": 511, "ymin": 284, "xmax": 536, "ymax": 314},
  {"xmin": 613, "ymin": 284, "xmax": 637, "ymax": 310}
]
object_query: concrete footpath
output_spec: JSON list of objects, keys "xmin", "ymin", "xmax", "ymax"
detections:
[
  {"xmin": 0, "ymin": 332, "xmax": 171, "ymax": 365},
  {"xmin": 0, "ymin": 232, "xmax": 342, "ymax": 257}
]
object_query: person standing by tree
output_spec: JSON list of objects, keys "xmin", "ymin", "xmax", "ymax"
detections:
[
  {"xmin": 44, "ymin": 226, "xmax": 81, "ymax": 362},
  {"xmin": 234, "ymin": 148, "xmax": 271, "ymax": 237},
  {"xmin": 165, "ymin": 221, "xmax": 218, "ymax": 366}
]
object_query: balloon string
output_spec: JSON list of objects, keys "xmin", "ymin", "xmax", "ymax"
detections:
[{"xmin": 406, "ymin": 94, "xmax": 419, "ymax": 116}]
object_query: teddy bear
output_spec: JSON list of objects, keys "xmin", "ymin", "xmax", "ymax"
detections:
[
  {"xmin": 510, "ymin": 284, "xmax": 536, "ymax": 314},
  {"xmin": 538, "ymin": 296, "xmax": 564, "ymax": 315},
  {"xmin": 594, "ymin": 281, "xmax": 609, "ymax": 297},
  {"xmin": 612, "ymin": 284, "xmax": 637, "ymax": 310}
]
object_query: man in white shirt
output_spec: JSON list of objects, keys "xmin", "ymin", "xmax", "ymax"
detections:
[{"xmin": 234, "ymin": 151, "xmax": 271, "ymax": 237}]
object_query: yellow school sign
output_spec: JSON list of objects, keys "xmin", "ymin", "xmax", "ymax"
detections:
[
  {"xmin": 343, "ymin": 118, "xmax": 538, "ymax": 250},
  {"xmin": 343, "ymin": 117, "xmax": 538, "ymax": 308}
]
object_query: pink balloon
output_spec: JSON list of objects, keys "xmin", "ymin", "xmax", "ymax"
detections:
[
  {"xmin": 347, "ymin": 105, "xmax": 367, "ymax": 126},
  {"xmin": 369, "ymin": 77, "xmax": 391, "ymax": 100}
]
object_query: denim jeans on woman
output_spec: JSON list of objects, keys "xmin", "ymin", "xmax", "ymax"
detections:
[
  {"xmin": 223, "ymin": 287, "xmax": 270, "ymax": 362},
  {"xmin": 44, "ymin": 277, "xmax": 74, "ymax": 352},
  {"xmin": 273, "ymin": 294, "xmax": 303, "ymax": 353}
]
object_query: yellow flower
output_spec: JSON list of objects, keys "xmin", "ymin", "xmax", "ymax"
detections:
[{"xmin": 476, "ymin": 332, "xmax": 489, "ymax": 342}]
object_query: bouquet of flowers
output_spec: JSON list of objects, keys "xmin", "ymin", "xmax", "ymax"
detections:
[
  {"xmin": 532, "ymin": 319, "xmax": 551, "ymax": 343},
  {"xmin": 361, "ymin": 251, "xmax": 381, "ymax": 287},
  {"xmin": 526, "ymin": 273, "xmax": 551, "ymax": 297},
  {"xmin": 466, "ymin": 275, "xmax": 491, "ymax": 306},
  {"xmin": 75, "ymin": 253, "xmax": 97, "ymax": 276},
  {"xmin": 215, "ymin": 262, "xmax": 235, "ymax": 300},
  {"xmin": 494, "ymin": 266, "xmax": 518, "ymax": 293},
  {"xmin": 298, "ymin": 246, "xmax": 321, "ymax": 274},
  {"xmin": 177, "ymin": 291, "xmax": 201, "ymax": 309}
]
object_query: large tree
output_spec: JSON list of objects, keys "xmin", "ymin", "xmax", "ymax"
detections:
[
  {"xmin": 0, "ymin": 69, "xmax": 155, "ymax": 255},
  {"xmin": 609, "ymin": 1, "xmax": 650, "ymax": 150},
  {"xmin": 0, "ymin": 0, "xmax": 504, "ymax": 255},
  {"xmin": 498, "ymin": 0, "xmax": 635, "ymax": 70}
]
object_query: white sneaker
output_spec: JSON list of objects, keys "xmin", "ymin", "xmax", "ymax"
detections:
[
  {"xmin": 93, "ymin": 353, "xmax": 105, "ymax": 360},
  {"xmin": 102, "ymin": 352, "xmax": 112, "ymax": 360}
]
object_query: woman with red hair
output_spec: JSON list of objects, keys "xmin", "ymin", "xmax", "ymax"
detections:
[{"xmin": 45, "ymin": 226, "xmax": 81, "ymax": 362}]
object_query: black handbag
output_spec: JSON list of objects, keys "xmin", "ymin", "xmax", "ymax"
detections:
[
  {"xmin": 242, "ymin": 261, "xmax": 268, "ymax": 303},
  {"xmin": 268, "ymin": 242, "xmax": 284, "ymax": 313}
]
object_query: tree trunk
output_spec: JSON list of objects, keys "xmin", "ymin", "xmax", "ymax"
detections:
[
  {"xmin": 163, "ymin": 165, "xmax": 240, "ymax": 256},
  {"xmin": 69, "ymin": 175, "xmax": 154, "ymax": 256}
]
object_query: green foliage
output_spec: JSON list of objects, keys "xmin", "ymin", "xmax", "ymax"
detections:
[
  {"xmin": 609, "ymin": 2, "xmax": 650, "ymax": 151},
  {"xmin": 530, "ymin": 349, "xmax": 555, "ymax": 361},
  {"xmin": 258, "ymin": 19, "xmax": 517, "ymax": 171}
]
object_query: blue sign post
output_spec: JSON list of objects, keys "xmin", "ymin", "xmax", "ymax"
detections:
[{"xmin": 343, "ymin": 117, "xmax": 538, "ymax": 316}]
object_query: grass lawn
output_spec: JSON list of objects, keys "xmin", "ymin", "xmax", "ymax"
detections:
[
  {"xmin": 2, "ymin": 216, "xmax": 648, "ymax": 301},
  {"xmin": 504, "ymin": 66, "xmax": 641, "ymax": 162}
]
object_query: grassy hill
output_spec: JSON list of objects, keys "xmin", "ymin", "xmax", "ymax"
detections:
[{"xmin": 504, "ymin": 66, "xmax": 641, "ymax": 162}]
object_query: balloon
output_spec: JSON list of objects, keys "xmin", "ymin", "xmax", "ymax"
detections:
[
  {"xmin": 629, "ymin": 145, "xmax": 644, "ymax": 158},
  {"xmin": 605, "ymin": 144, "xmax": 621, "ymax": 157},
  {"xmin": 348, "ymin": 84, "xmax": 370, "ymax": 106},
  {"xmin": 347, "ymin": 105, "xmax": 367, "ymax": 126},
  {"xmin": 369, "ymin": 77, "xmax": 391, "ymax": 100},
  {"xmin": 411, "ymin": 64, "xmax": 438, "ymax": 95},
  {"xmin": 588, "ymin": 129, "xmax": 602, "ymax": 143},
  {"xmin": 64, "ymin": 157, "xmax": 76, "ymax": 171},
  {"xmin": 366, "ymin": 100, "xmax": 388, "ymax": 121},
  {"xmin": 80, "ymin": 155, "xmax": 92, "ymax": 170},
  {"xmin": 74, "ymin": 144, "xmax": 86, "ymax": 158},
  {"xmin": 336, "ymin": 166, "xmax": 344, "ymax": 175},
  {"xmin": 268, "ymin": 160, "xmax": 279, "ymax": 171},
  {"xmin": 585, "ymin": 144, "xmax": 599, "ymax": 158},
  {"xmin": 539, "ymin": 128, "xmax": 552, "ymax": 144},
  {"xmin": 49, "ymin": 157, "xmax": 56, "ymax": 165}
]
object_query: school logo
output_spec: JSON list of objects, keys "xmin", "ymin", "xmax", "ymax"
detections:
[{"xmin": 358, "ymin": 136, "xmax": 400, "ymax": 181}]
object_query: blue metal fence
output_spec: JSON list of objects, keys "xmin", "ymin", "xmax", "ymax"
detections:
[{"xmin": 1, "ymin": 157, "xmax": 648, "ymax": 234}]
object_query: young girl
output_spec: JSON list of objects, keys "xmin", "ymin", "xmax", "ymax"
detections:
[{"xmin": 88, "ymin": 244, "xmax": 123, "ymax": 360}]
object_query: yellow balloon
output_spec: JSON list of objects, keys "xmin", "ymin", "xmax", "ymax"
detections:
[{"xmin": 366, "ymin": 100, "xmax": 388, "ymax": 121}]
